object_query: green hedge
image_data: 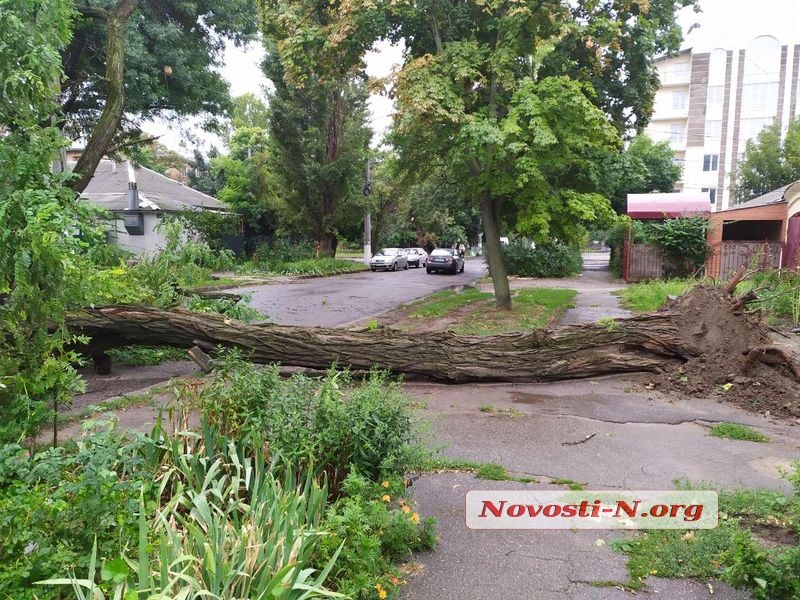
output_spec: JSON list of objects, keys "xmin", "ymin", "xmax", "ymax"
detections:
[{"xmin": 497, "ymin": 241, "xmax": 582, "ymax": 278}]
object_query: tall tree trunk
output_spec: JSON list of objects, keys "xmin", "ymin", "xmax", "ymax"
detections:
[
  {"xmin": 317, "ymin": 89, "xmax": 346, "ymax": 257},
  {"xmin": 70, "ymin": 0, "xmax": 139, "ymax": 193},
  {"xmin": 479, "ymin": 191, "xmax": 512, "ymax": 310}
]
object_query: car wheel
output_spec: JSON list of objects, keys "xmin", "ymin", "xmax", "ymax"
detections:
[
  {"xmin": 371, "ymin": 268, "xmax": 376, "ymax": 272},
  {"xmin": 392, "ymin": 262, "xmax": 398, "ymax": 271},
  {"xmin": 404, "ymin": 262, "xmax": 408, "ymax": 270},
  {"xmin": 426, "ymin": 268, "xmax": 432, "ymax": 274}
]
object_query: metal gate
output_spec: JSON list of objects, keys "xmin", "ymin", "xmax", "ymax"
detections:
[{"xmin": 718, "ymin": 241, "xmax": 782, "ymax": 278}]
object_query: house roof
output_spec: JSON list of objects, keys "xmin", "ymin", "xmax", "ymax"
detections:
[
  {"xmin": 728, "ymin": 184, "xmax": 792, "ymax": 210},
  {"xmin": 79, "ymin": 159, "xmax": 226, "ymax": 212}
]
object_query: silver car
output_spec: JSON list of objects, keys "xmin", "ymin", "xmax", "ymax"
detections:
[
  {"xmin": 405, "ymin": 247, "xmax": 428, "ymax": 268},
  {"xmin": 370, "ymin": 247, "xmax": 408, "ymax": 271}
]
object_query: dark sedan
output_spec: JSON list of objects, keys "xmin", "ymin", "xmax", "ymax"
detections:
[{"xmin": 426, "ymin": 248, "xmax": 464, "ymax": 274}]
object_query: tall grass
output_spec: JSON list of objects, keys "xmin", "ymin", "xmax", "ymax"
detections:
[
  {"xmin": 616, "ymin": 279, "xmax": 696, "ymax": 312},
  {"xmin": 738, "ymin": 270, "xmax": 800, "ymax": 325}
]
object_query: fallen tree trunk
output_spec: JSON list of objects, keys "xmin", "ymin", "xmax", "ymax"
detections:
[{"xmin": 68, "ymin": 304, "xmax": 698, "ymax": 383}]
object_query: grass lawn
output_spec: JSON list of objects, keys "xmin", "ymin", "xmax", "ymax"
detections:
[
  {"xmin": 615, "ymin": 279, "xmax": 696, "ymax": 312},
  {"xmin": 405, "ymin": 287, "xmax": 576, "ymax": 334},
  {"xmin": 409, "ymin": 288, "xmax": 493, "ymax": 317}
]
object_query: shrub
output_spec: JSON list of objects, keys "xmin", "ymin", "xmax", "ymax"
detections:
[
  {"xmin": 201, "ymin": 356, "xmax": 420, "ymax": 495},
  {"xmin": 253, "ymin": 239, "xmax": 315, "ymax": 266},
  {"xmin": 497, "ymin": 241, "xmax": 582, "ymax": 278},
  {"xmin": 314, "ymin": 472, "xmax": 437, "ymax": 599},
  {"xmin": 0, "ymin": 431, "xmax": 158, "ymax": 599}
]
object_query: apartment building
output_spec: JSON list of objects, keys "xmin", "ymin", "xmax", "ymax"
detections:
[{"xmin": 645, "ymin": 35, "xmax": 800, "ymax": 211}]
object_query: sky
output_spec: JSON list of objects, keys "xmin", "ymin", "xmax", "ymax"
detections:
[{"xmin": 146, "ymin": 0, "xmax": 800, "ymax": 156}]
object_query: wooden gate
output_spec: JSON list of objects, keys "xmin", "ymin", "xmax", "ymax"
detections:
[{"xmin": 624, "ymin": 243, "xmax": 664, "ymax": 282}]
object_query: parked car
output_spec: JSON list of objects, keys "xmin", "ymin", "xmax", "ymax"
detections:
[
  {"xmin": 370, "ymin": 248, "xmax": 408, "ymax": 271},
  {"xmin": 426, "ymin": 248, "xmax": 464, "ymax": 274},
  {"xmin": 406, "ymin": 247, "xmax": 428, "ymax": 268}
]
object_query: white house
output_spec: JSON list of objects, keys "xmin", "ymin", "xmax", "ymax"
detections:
[{"xmin": 79, "ymin": 159, "xmax": 228, "ymax": 254}]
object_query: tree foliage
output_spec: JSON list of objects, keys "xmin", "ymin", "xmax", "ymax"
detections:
[
  {"xmin": 61, "ymin": 0, "xmax": 258, "ymax": 191},
  {"xmin": 734, "ymin": 117, "xmax": 800, "ymax": 203},
  {"xmin": 0, "ymin": 0, "xmax": 92, "ymax": 443},
  {"xmin": 212, "ymin": 117, "xmax": 282, "ymax": 248},
  {"xmin": 599, "ymin": 134, "xmax": 683, "ymax": 214},
  {"xmin": 389, "ymin": 0, "xmax": 693, "ymax": 308}
]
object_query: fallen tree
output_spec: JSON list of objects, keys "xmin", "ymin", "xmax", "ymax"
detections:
[
  {"xmin": 68, "ymin": 279, "xmax": 798, "ymax": 390},
  {"xmin": 70, "ymin": 303, "xmax": 694, "ymax": 382}
]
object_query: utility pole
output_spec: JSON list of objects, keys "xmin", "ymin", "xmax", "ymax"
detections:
[{"xmin": 363, "ymin": 159, "xmax": 372, "ymax": 264}]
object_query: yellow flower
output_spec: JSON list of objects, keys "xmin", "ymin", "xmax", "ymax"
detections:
[
  {"xmin": 375, "ymin": 583, "xmax": 387, "ymax": 599},
  {"xmin": 410, "ymin": 512, "xmax": 420, "ymax": 524},
  {"xmin": 401, "ymin": 505, "xmax": 411, "ymax": 513},
  {"xmin": 381, "ymin": 494, "xmax": 391, "ymax": 502},
  {"xmin": 381, "ymin": 480, "xmax": 390, "ymax": 488}
]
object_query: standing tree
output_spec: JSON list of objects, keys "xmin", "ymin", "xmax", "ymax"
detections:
[
  {"xmin": 258, "ymin": 0, "xmax": 385, "ymax": 256},
  {"xmin": 733, "ymin": 116, "xmax": 800, "ymax": 203},
  {"xmin": 390, "ymin": 0, "xmax": 694, "ymax": 309},
  {"xmin": 599, "ymin": 134, "xmax": 683, "ymax": 214},
  {"xmin": 61, "ymin": 0, "xmax": 258, "ymax": 192}
]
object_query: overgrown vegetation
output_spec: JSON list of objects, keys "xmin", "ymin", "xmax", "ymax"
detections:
[
  {"xmin": 617, "ymin": 270, "xmax": 800, "ymax": 324},
  {"xmin": 607, "ymin": 216, "xmax": 709, "ymax": 278},
  {"xmin": 612, "ymin": 467, "xmax": 800, "ymax": 598},
  {"xmin": 0, "ymin": 361, "xmax": 435, "ymax": 599}
]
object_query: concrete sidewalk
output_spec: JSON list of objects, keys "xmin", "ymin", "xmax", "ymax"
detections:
[{"xmin": 399, "ymin": 376, "xmax": 794, "ymax": 599}]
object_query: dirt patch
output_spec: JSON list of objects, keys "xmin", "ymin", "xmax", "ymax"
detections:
[
  {"xmin": 749, "ymin": 522, "xmax": 800, "ymax": 548},
  {"xmin": 645, "ymin": 285, "xmax": 800, "ymax": 419}
]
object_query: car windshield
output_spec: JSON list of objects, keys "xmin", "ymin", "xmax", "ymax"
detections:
[
  {"xmin": 430, "ymin": 249, "xmax": 453, "ymax": 256},
  {"xmin": 376, "ymin": 248, "xmax": 397, "ymax": 256}
]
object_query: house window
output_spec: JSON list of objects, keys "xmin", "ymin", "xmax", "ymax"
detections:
[
  {"xmin": 702, "ymin": 187, "xmax": 717, "ymax": 204},
  {"xmin": 672, "ymin": 91, "xmax": 688, "ymax": 110},
  {"xmin": 703, "ymin": 154, "xmax": 719, "ymax": 171},
  {"xmin": 742, "ymin": 82, "xmax": 778, "ymax": 112},
  {"xmin": 670, "ymin": 124, "xmax": 685, "ymax": 144},
  {"xmin": 707, "ymin": 85, "xmax": 725, "ymax": 107},
  {"xmin": 705, "ymin": 119, "xmax": 722, "ymax": 142}
]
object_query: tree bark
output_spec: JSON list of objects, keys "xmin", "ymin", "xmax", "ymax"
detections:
[
  {"xmin": 69, "ymin": 305, "xmax": 696, "ymax": 383},
  {"xmin": 479, "ymin": 191, "xmax": 512, "ymax": 310},
  {"xmin": 69, "ymin": 0, "xmax": 139, "ymax": 193}
]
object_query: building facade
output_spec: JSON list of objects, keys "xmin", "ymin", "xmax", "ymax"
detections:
[{"xmin": 645, "ymin": 36, "xmax": 800, "ymax": 211}]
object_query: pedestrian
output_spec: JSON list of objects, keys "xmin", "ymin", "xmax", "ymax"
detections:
[{"xmin": 458, "ymin": 242, "xmax": 466, "ymax": 257}]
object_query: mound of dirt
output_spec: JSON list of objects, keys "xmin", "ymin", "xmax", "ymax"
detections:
[{"xmin": 652, "ymin": 284, "xmax": 800, "ymax": 419}]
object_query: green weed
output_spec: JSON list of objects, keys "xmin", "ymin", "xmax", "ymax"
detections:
[
  {"xmin": 710, "ymin": 422, "xmax": 769, "ymax": 443},
  {"xmin": 615, "ymin": 279, "xmax": 695, "ymax": 312}
]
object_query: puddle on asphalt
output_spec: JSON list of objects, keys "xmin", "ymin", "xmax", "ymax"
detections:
[{"xmin": 511, "ymin": 392, "xmax": 556, "ymax": 404}]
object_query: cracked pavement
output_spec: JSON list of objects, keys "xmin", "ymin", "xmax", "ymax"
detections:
[{"xmin": 399, "ymin": 377, "xmax": 797, "ymax": 599}]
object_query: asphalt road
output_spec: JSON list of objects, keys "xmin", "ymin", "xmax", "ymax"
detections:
[{"xmin": 232, "ymin": 257, "xmax": 487, "ymax": 327}]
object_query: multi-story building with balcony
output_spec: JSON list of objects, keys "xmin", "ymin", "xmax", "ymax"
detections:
[{"xmin": 645, "ymin": 35, "xmax": 800, "ymax": 211}]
